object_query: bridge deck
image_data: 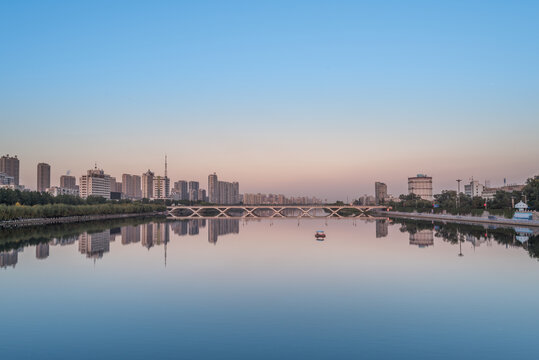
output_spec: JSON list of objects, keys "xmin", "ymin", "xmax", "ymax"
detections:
[{"xmin": 167, "ymin": 205, "xmax": 390, "ymax": 219}]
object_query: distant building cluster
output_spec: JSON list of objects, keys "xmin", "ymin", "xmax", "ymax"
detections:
[
  {"xmin": 208, "ymin": 173, "xmax": 240, "ymax": 205},
  {"xmin": 243, "ymin": 193, "xmax": 322, "ymax": 205},
  {"xmin": 0, "ymin": 155, "xmax": 19, "ymax": 188},
  {"xmin": 463, "ymin": 178, "xmax": 525, "ymax": 200},
  {"xmin": 1, "ymin": 153, "xmax": 532, "ymax": 206}
]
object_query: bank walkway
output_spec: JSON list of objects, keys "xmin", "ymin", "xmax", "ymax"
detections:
[{"xmin": 383, "ymin": 211, "xmax": 539, "ymax": 229}]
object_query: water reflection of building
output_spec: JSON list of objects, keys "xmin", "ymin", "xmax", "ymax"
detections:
[
  {"xmin": 153, "ymin": 223, "xmax": 170, "ymax": 246},
  {"xmin": 50, "ymin": 236, "xmax": 77, "ymax": 246},
  {"xmin": 121, "ymin": 225, "xmax": 141, "ymax": 245},
  {"xmin": 0, "ymin": 249, "xmax": 19, "ymax": 268},
  {"xmin": 171, "ymin": 221, "xmax": 188, "ymax": 236},
  {"xmin": 110, "ymin": 227, "xmax": 121, "ymax": 242},
  {"xmin": 409, "ymin": 229, "xmax": 434, "ymax": 248},
  {"xmin": 208, "ymin": 219, "xmax": 240, "ymax": 244},
  {"xmin": 78, "ymin": 231, "xmax": 110, "ymax": 259},
  {"xmin": 141, "ymin": 223, "xmax": 154, "ymax": 249},
  {"xmin": 141, "ymin": 223, "xmax": 170, "ymax": 249},
  {"xmin": 35, "ymin": 243, "xmax": 49, "ymax": 259},
  {"xmin": 376, "ymin": 220, "xmax": 388, "ymax": 238},
  {"xmin": 515, "ymin": 227, "xmax": 533, "ymax": 244},
  {"xmin": 465, "ymin": 234, "xmax": 488, "ymax": 248},
  {"xmin": 188, "ymin": 220, "xmax": 199, "ymax": 235}
]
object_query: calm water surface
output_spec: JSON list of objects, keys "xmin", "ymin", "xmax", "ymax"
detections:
[{"xmin": 1, "ymin": 217, "xmax": 538, "ymax": 359}]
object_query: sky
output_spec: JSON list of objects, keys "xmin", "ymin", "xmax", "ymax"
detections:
[{"xmin": 1, "ymin": 0, "xmax": 538, "ymax": 200}]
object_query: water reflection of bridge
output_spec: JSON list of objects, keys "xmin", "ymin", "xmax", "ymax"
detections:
[{"xmin": 167, "ymin": 205, "xmax": 390, "ymax": 219}]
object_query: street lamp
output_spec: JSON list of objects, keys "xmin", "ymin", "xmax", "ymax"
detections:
[
  {"xmin": 458, "ymin": 231, "xmax": 463, "ymax": 257},
  {"xmin": 456, "ymin": 179, "xmax": 462, "ymax": 213}
]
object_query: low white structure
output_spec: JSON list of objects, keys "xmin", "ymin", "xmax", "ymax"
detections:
[
  {"xmin": 465, "ymin": 180, "xmax": 484, "ymax": 197},
  {"xmin": 515, "ymin": 201, "xmax": 528, "ymax": 211},
  {"xmin": 46, "ymin": 186, "xmax": 80, "ymax": 197}
]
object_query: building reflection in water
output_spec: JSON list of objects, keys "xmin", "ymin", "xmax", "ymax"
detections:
[
  {"xmin": 375, "ymin": 220, "xmax": 388, "ymax": 238},
  {"xmin": 78, "ymin": 231, "xmax": 111, "ymax": 259},
  {"xmin": 141, "ymin": 223, "xmax": 154, "ymax": 249},
  {"xmin": 465, "ymin": 234, "xmax": 490, "ymax": 248},
  {"xmin": 1, "ymin": 219, "xmax": 537, "ymax": 269},
  {"xmin": 121, "ymin": 225, "xmax": 141, "ymax": 245},
  {"xmin": 409, "ymin": 229, "xmax": 434, "ymax": 248},
  {"xmin": 153, "ymin": 223, "xmax": 170, "ymax": 246},
  {"xmin": 170, "ymin": 220, "xmax": 206, "ymax": 237},
  {"xmin": 208, "ymin": 219, "xmax": 239, "ymax": 244},
  {"xmin": 170, "ymin": 221, "xmax": 188, "ymax": 236},
  {"xmin": 35, "ymin": 243, "xmax": 49, "ymax": 260},
  {"xmin": 188, "ymin": 220, "xmax": 199, "ymax": 235},
  {"xmin": 50, "ymin": 236, "xmax": 77, "ymax": 247},
  {"xmin": 0, "ymin": 249, "xmax": 20, "ymax": 268},
  {"xmin": 110, "ymin": 227, "xmax": 121, "ymax": 242},
  {"xmin": 139, "ymin": 223, "xmax": 170, "ymax": 250},
  {"xmin": 515, "ymin": 228, "xmax": 533, "ymax": 245}
]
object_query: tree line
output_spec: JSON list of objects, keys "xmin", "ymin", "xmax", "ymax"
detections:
[
  {"xmin": 0, "ymin": 189, "xmax": 166, "ymax": 221},
  {"xmin": 386, "ymin": 175, "xmax": 539, "ymax": 216}
]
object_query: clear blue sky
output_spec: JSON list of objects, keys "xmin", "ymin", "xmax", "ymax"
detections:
[{"xmin": 1, "ymin": 1, "xmax": 538, "ymax": 198}]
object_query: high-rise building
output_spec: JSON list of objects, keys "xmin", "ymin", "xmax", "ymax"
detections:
[
  {"xmin": 408, "ymin": 174, "xmax": 433, "ymax": 201},
  {"xmin": 174, "ymin": 180, "xmax": 188, "ymax": 200},
  {"xmin": 153, "ymin": 175, "xmax": 170, "ymax": 200},
  {"xmin": 0, "ymin": 155, "xmax": 20, "ymax": 186},
  {"xmin": 215, "ymin": 179, "xmax": 240, "ymax": 205},
  {"xmin": 122, "ymin": 174, "xmax": 142, "ymax": 199},
  {"xmin": 142, "ymin": 170, "xmax": 154, "ymax": 199},
  {"xmin": 198, "ymin": 189, "xmax": 207, "ymax": 202},
  {"xmin": 188, "ymin": 181, "xmax": 199, "ymax": 193},
  {"xmin": 189, "ymin": 181, "xmax": 199, "ymax": 201},
  {"xmin": 60, "ymin": 175, "xmax": 77, "ymax": 189},
  {"xmin": 109, "ymin": 177, "xmax": 122, "ymax": 193},
  {"xmin": 37, "ymin": 163, "xmax": 51, "ymax": 192},
  {"xmin": 79, "ymin": 167, "xmax": 111, "ymax": 199},
  {"xmin": 208, "ymin": 173, "xmax": 219, "ymax": 203},
  {"xmin": 375, "ymin": 182, "xmax": 387, "ymax": 205}
]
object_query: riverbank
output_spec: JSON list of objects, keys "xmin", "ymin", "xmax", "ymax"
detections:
[
  {"xmin": 0, "ymin": 212, "xmax": 166, "ymax": 229},
  {"xmin": 382, "ymin": 211, "xmax": 539, "ymax": 228}
]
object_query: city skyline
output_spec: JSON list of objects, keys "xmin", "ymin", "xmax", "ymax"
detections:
[
  {"xmin": 0, "ymin": 153, "xmax": 536, "ymax": 201},
  {"xmin": 1, "ymin": 1, "xmax": 538, "ymax": 199}
]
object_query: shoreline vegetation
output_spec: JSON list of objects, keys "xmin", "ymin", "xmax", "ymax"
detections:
[
  {"xmin": 0, "ymin": 203, "xmax": 166, "ymax": 222},
  {"xmin": 383, "ymin": 175, "xmax": 539, "ymax": 218},
  {"xmin": 0, "ymin": 188, "xmax": 167, "ymax": 226}
]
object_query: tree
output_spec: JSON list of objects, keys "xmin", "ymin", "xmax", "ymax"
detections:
[{"xmin": 522, "ymin": 175, "xmax": 539, "ymax": 210}]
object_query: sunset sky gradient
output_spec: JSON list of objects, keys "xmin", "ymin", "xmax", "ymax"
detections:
[{"xmin": 1, "ymin": 1, "xmax": 538, "ymax": 199}]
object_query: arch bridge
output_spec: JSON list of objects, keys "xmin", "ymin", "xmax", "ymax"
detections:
[{"xmin": 166, "ymin": 205, "xmax": 390, "ymax": 219}]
